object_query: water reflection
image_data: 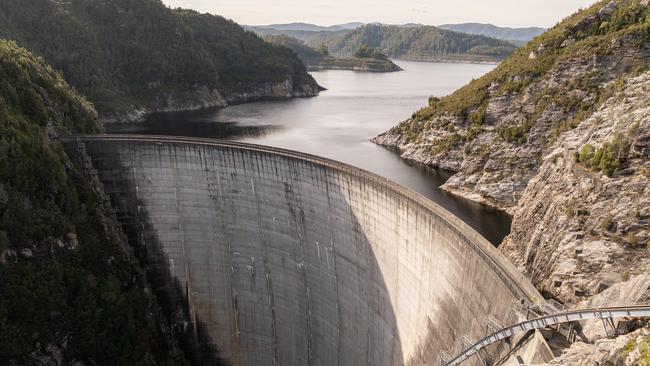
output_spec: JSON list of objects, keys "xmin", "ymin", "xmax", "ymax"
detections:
[
  {"xmin": 107, "ymin": 109, "xmax": 283, "ymax": 140},
  {"xmin": 106, "ymin": 60, "xmax": 512, "ymax": 245}
]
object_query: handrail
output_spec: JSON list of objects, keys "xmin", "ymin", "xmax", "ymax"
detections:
[
  {"xmin": 62, "ymin": 134, "xmax": 542, "ymax": 304},
  {"xmin": 445, "ymin": 305, "xmax": 650, "ymax": 366}
]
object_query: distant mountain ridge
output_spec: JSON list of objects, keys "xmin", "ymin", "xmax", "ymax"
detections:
[
  {"xmin": 249, "ymin": 22, "xmax": 520, "ymax": 62},
  {"xmin": 251, "ymin": 22, "xmax": 363, "ymax": 32},
  {"xmin": 248, "ymin": 22, "xmax": 544, "ymax": 47},
  {"xmin": 321, "ymin": 24, "xmax": 517, "ymax": 62},
  {"xmin": 438, "ymin": 23, "xmax": 545, "ymax": 44}
]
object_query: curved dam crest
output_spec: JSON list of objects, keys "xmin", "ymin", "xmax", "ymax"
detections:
[{"xmin": 63, "ymin": 135, "xmax": 540, "ymax": 365}]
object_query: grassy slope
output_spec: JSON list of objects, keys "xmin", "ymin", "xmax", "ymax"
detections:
[
  {"xmin": 0, "ymin": 40, "xmax": 184, "ymax": 365},
  {"xmin": 390, "ymin": 0, "xmax": 650, "ymax": 147}
]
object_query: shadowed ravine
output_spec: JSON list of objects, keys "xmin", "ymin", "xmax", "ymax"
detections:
[{"xmin": 63, "ymin": 135, "xmax": 539, "ymax": 366}]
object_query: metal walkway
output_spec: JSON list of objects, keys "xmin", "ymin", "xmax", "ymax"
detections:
[{"xmin": 445, "ymin": 305, "xmax": 650, "ymax": 366}]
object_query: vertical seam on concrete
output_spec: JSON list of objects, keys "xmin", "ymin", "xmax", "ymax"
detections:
[
  {"xmin": 252, "ymin": 151, "xmax": 280, "ymax": 366},
  {"xmin": 325, "ymin": 169, "xmax": 343, "ymax": 366}
]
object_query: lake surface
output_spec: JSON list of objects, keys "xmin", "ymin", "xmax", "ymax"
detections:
[{"xmin": 107, "ymin": 60, "xmax": 512, "ymax": 245}]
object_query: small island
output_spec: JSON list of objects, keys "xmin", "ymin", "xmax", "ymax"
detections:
[{"xmin": 265, "ymin": 35, "xmax": 402, "ymax": 72}]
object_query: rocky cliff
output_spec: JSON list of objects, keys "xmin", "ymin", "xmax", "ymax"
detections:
[
  {"xmin": 374, "ymin": 0, "xmax": 650, "ymax": 214},
  {"xmin": 374, "ymin": 2, "xmax": 650, "ymax": 362},
  {"xmin": 500, "ymin": 69, "xmax": 650, "ymax": 303},
  {"xmin": 373, "ymin": 0, "xmax": 650, "ymax": 305},
  {"xmin": 103, "ymin": 77, "xmax": 320, "ymax": 124}
]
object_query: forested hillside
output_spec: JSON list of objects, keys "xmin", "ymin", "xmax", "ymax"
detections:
[
  {"xmin": 0, "ymin": 0, "xmax": 318, "ymax": 120},
  {"xmin": 322, "ymin": 24, "xmax": 517, "ymax": 62},
  {"xmin": 264, "ymin": 34, "xmax": 402, "ymax": 72},
  {"xmin": 264, "ymin": 35, "xmax": 330, "ymax": 63},
  {"xmin": 0, "ymin": 40, "xmax": 186, "ymax": 365}
]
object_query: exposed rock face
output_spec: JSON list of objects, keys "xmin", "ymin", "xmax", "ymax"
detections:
[
  {"xmin": 599, "ymin": 1, "xmax": 619, "ymax": 19},
  {"xmin": 577, "ymin": 275, "xmax": 650, "ymax": 342},
  {"xmin": 374, "ymin": 1, "xmax": 650, "ymax": 362},
  {"xmin": 500, "ymin": 71, "xmax": 650, "ymax": 303},
  {"xmin": 539, "ymin": 327, "xmax": 650, "ymax": 365},
  {"xmin": 373, "ymin": 0, "xmax": 650, "ymax": 215},
  {"xmin": 103, "ymin": 77, "xmax": 320, "ymax": 123}
]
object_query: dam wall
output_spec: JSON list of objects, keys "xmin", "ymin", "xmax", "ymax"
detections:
[{"xmin": 63, "ymin": 135, "xmax": 540, "ymax": 366}]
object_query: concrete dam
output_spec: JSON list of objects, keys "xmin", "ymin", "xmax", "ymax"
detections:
[{"xmin": 63, "ymin": 135, "xmax": 541, "ymax": 366}]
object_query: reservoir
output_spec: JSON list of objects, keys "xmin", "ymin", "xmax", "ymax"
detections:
[{"xmin": 107, "ymin": 60, "xmax": 511, "ymax": 245}]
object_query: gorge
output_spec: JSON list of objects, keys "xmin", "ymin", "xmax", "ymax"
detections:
[
  {"xmin": 1, "ymin": 0, "xmax": 650, "ymax": 364},
  {"xmin": 63, "ymin": 135, "xmax": 541, "ymax": 366}
]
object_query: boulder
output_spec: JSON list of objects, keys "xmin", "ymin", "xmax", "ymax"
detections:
[{"xmin": 599, "ymin": 1, "xmax": 618, "ymax": 19}]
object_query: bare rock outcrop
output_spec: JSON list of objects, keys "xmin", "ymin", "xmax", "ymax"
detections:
[
  {"xmin": 375, "ymin": 40, "xmax": 648, "ymax": 214},
  {"xmin": 540, "ymin": 328, "xmax": 650, "ymax": 365},
  {"xmin": 500, "ymin": 71, "xmax": 650, "ymax": 303}
]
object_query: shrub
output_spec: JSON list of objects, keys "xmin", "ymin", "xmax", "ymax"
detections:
[
  {"xmin": 578, "ymin": 134, "xmax": 629, "ymax": 176},
  {"xmin": 578, "ymin": 144, "xmax": 596, "ymax": 163},
  {"xmin": 625, "ymin": 234, "xmax": 639, "ymax": 246},
  {"xmin": 623, "ymin": 339, "xmax": 638, "ymax": 357},
  {"xmin": 564, "ymin": 199, "xmax": 576, "ymax": 217},
  {"xmin": 354, "ymin": 45, "xmax": 388, "ymax": 60},
  {"xmin": 431, "ymin": 133, "xmax": 463, "ymax": 154},
  {"xmin": 565, "ymin": 206, "xmax": 576, "ymax": 217},
  {"xmin": 499, "ymin": 120, "xmax": 534, "ymax": 144},
  {"xmin": 641, "ymin": 167, "xmax": 650, "ymax": 178},
  {"xmin": 639, "ymin": 337, "xmax": 650, "ymax": 365},
  {"xmin": 469, "ymin": 104, "xmax": 487, "ymax": 125},
  {"xmin": 601, "ymin": 215, "xmax": 617, "ymax": 232}
]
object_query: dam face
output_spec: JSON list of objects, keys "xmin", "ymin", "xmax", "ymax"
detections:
[{"xmin": 64, "ymin": 136, "xmax": 539, "ymax": 366}]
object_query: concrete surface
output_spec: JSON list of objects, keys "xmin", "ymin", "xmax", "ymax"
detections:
[{"xmin": 63, "ymin": 135, "xmax": 541, "ymax": 366}]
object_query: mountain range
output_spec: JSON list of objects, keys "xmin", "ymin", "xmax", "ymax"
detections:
[
  {"xmin": 247, "ymin": 21, "xmax": 546, "ymax": 45},
  {"xmin": 438, "ymin": 23, "xmax": 545, "ymax": 45},
  {"xmin": 320, "ymin": 24, "xmax": 517, "ymax": 62}
]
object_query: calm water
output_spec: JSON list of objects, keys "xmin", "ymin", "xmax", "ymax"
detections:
[{"xmin": 108, "ymin": 60, "xmax": 512, "ymax": 245}]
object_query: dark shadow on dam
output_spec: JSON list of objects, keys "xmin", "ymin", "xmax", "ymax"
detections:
[
  {"xmin": 111, "ymin": 186, "xmax": 225, "ymax": 364},
  {"xmin": 67, "ymin": 138, "xmax": 404, "ymax": 365},
  {"xmin": 63, "ymin": 136, "xmax": 539, "ymax": 366}
]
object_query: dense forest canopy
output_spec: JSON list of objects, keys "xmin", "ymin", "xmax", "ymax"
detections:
[
  {"xmin": 353, "ymin": 45, "xmax": 389, "ymax": 59},
  {"xmin": 0, "ymin": 39, "xmax": 185, "ymax": 364},
  {"xmin": 0, "ymin": 0, "xmax": 316, "ymax": 114},
  {"xmin": 263, "ymin": 34, "xmax": 329, "ymax": 62},
  {"xmin": 323, "ymin": 24, "xmax": 517, "ymax": 61}
]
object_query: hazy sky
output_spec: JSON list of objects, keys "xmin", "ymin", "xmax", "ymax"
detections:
[{"xmin": 161, "ymin": 0, "xmax": 597, "ymax": 28}]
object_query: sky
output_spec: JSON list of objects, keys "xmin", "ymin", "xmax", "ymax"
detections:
[{"xmin": 161, "ymin": 0, "xmax": 597, "ymax": 28}]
